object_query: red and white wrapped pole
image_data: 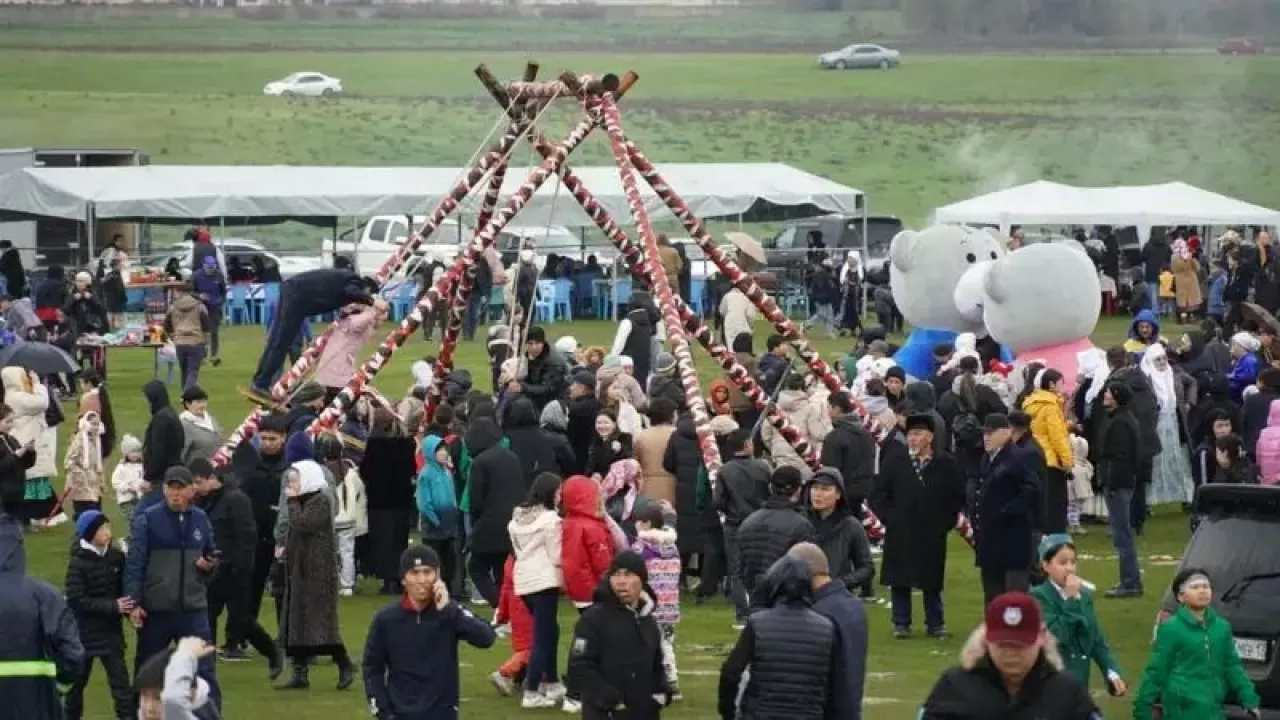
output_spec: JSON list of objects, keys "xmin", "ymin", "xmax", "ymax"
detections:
[
  {"xmin": 303, "ymin": 103, "xmax": 604, "ymax": 437},
  {"xmin": 597, "ymin": 96, "xmax": 722, "ymax": 481}
]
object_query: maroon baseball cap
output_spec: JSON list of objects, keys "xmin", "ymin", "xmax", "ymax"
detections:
[{"xmin": 985, "ymin": 592, "xmax": 1042, "ymax": 647}]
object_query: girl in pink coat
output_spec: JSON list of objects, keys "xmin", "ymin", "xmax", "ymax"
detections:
[
  {"xmin": 314, "ymin": 299, "xmax": 388, "ymax": 398},
  {"xmin": 1254, "ymin": 398, "xmax": 1280, "ymax": 485}
]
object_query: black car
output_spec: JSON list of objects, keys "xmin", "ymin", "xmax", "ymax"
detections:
[
  {"xmin": 1158, "ymin": 485, "xmax": 1280, "ymax": 718},
  {"xmin": 762, "ymin": 214, "xmax": 902, "ymax": 286}
]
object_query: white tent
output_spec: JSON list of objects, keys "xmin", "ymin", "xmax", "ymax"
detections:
[
  {"xmin": 933, "ymin": 180, "xmax": 1280, "ymax": 240},
  {"xmin": 0, "ymin": 163, "xmax": 862, "ymax": 227}
]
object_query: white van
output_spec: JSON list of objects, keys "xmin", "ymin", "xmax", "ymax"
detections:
[{"xmin": 324, "ymin": 215, "xmax": 471, "ymax": 277}]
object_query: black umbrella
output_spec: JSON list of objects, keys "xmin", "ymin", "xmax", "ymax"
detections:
[{"xmin": 0, "ymin": 340, "xmax": 78, "ymax": 376}]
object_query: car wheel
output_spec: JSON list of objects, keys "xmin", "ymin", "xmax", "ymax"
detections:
[
  {"xmin": 322, "ymin": 88, "xmax": 336, "ymax": 97},
  {"xmin": 281, "ymin": 90, "xmax": 294, "ymax": 97},
  {"xmin": 834, "ymin": 60, "xmax": 847, "ymax": 70},
  {"xmin": 879, "ymin": 59, "xmax": 890, "ymax": 69}
]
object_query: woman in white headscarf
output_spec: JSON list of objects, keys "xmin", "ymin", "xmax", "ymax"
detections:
[
  {"xmin": 1075, "ymin": 347, "xmax": 1112, "ymax": 520},
  {"xmin": 1141, "ymin": 344, "xmax": 1194, "ymax": 506}
]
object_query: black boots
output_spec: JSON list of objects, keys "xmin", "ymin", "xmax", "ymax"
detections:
[
  {"xmin": 274, "ymin": 663, "xmax": 309, "ymax": 690},
  {"xmin": 268, "ymin": 649, "xmax": 284, "ymax": 681},
  {"xmin": 337, "ymin": 660, "xmax": 356, "ymax": 691}
]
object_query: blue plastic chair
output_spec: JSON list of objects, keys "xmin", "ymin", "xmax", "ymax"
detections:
[
  {"xmin": 610, "ymin": 278, "xmax": 633, "ymax": 319},
  {"xmin": 227, "ymin": 284, "xmax": 252, "ymax": 325},
  {"xmin": 125, "ymin": 288, "xmax": 146, "ymax": 312},
  {"xmin": 535, "ymin": 279, "xmax": 557, "ymax": 322},
  {"xmin": 689, "ymin": 278, "xmax": 707, "ymax": 316},
  {"xmin": 489, "ymin": 285, "xmax": 506, "ymax": 317},
  {"xmin": 390, "ymin": 281, "xmax": 418, "ymax": 321},
  {"xmin": 552, "ymin": 279, "xmax": 573, "ymax": 321},
  {"xmin": 259, "ymin": 283, "xmax": 281, "ymax": 326}
]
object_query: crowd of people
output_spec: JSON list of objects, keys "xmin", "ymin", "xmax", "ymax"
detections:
[{"xmin": 1, "ymin": 223, "xmax": 1279, "ymax": 720}]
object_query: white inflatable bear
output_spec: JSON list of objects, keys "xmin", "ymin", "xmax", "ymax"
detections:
[
  {"xmin": 978, "ymin": 242, "xmax": 1101, "ymax": 391},
  {"xmin": 889, "ymin": 224, "xmax": 1007, "ymax": 379}
]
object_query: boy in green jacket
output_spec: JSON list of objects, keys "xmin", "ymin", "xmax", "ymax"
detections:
[
  {"xmin": 1029, "ymin": 533, "xmax": 1126, "ymax": 695},
  {"xmin": 1133, "ymin": 568, "xmax": 1262, "ymax": 720}
]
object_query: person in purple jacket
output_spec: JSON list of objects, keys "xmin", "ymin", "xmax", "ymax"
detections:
[{"xmin": 191, "ymin": 256, "xmax": 227, "ymax": 367}]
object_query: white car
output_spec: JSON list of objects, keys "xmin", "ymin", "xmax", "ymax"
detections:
[
  {"xmin": 139, "ymin": 239, "xmax": 322, "ymax": 280},
  {"xmin": 818, "ymin": 44, "xmax": 901, "ymax": 70},
  {"xmin": 263, "ymin": 72, "xmax": 343, "ymax": 97}
]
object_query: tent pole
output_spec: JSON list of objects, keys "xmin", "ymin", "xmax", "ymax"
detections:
[{"xmin": 86, "ymin": 205, "xmax": 96, "ymax": 267}]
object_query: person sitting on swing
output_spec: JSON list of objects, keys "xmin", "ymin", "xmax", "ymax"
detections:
[{"xmin": 247, "ymin": 268, "xmax": 377, "ymax": 401}]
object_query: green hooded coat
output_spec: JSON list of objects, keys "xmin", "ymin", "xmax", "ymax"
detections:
[
  {"xmin": 1029, "ymin": 581, "xmax": 1119, "ymax": 690},
  {"xmin": 1133, "ymin": 605, "xmax": 1260, "ymax": 720}
]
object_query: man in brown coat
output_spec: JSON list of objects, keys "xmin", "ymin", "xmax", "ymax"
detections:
[{"xmin": 657, "ymin": 234, "xmax": 684, "ymax": 297}]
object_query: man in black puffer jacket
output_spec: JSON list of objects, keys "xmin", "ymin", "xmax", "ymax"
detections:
[
  {"xmin": 139, "ymin": 380, "xmax": 184, "ymax": 512},
  {"xmin": 737, "ymin": 466, "xmax": 815, "ymax": 608},
  {"xmin": 714, "ymin": 429, "xmax": 772, "ymax": 624},
  {"xmin": 465, "ymin": 416, "xmax": 524, "ymax": 608},
  {"xmin": 718, "ymin": 555, "xmax": 838, "ymax": 720},
  {"xmin": 820, "ymin": 392, "xmax": 877, "ymax": 517}
]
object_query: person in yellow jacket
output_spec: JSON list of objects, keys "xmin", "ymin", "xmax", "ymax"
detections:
[{"xmin": 1022, "ymin": 368, "xmax": 1073, "ymax": 535}]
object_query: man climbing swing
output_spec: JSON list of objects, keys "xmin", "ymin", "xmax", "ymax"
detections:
[{"xmin": 248, "ymin": 268, "xmax": 377, "ymax": 400}]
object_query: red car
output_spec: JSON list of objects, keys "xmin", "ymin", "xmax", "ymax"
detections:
[{"xmin": 1221, "ymin": 38, "xmax": 1265, "ymax": 55}]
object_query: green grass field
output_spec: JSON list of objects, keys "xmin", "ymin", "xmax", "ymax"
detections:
[
  {"xmin": 2, "ymin": 49, "xmax": 1277, "ymax": 230},
  {"xmin": 22, "ymin": 315, "xmax": 1193, "ymax": 719}
]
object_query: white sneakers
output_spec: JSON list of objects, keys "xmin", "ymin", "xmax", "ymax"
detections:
[
  {"xmin": 521, "ymin": 692, "xmax": 557, "ymax": 709},
  {"xmin": 489, "ymin": 672, "xmax": 515, "ymax": 697},
  {"xmin": 560, "ymin": 698, "xmax": 581, "ymax": 713},
  {"xmin": 540, "ymin": 682, "xmax": 566, "ymax": 702}
]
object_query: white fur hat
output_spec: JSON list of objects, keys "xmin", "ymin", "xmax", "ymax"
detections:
[{"xmin": 554, "ymin": 336, "xmax": 579, "ymax": 355}]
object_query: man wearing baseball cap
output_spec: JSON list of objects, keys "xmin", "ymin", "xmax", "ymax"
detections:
[
  {"xmin": 974, "ymin": 413, "xmax": 1038, "ymax": 606},
  {"xmin": 737, "ymin": 465, "xmax": 815, "ymax": 610},
  {"xmin": 919, "ymin": 591, "xmax": 1100, "ymax": 718}
]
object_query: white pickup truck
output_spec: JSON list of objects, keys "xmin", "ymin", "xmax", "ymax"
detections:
[
  {"xmin": 325, "ymin": 216, "xmax": 589, "ymax": 276},
  {"xmin": 323, "ymin": 215, "xmax": 473, "ymax": 277}
]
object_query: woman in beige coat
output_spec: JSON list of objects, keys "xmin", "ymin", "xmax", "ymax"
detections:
[
  {"xmin": 761, "ymin": 377, "xmax": 832, "ymax": 470},
  {"xmin": 633, "ymin": 398, "xmax": 679, "ymax": 504},
  {"xmin": 1170, "ymin": 240, "xmax": 1201, "ymax": 321}
]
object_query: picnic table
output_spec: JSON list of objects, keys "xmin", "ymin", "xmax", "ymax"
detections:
[{"xmin": 77, "ymin": 342, "xmax": 167, "ymax": 379}]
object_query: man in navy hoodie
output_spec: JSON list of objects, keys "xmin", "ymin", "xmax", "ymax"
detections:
[
  {"xmin": 789, "ymin": 542, "xmax": 867, "ymax": 720},
  {"xmin": 125, "ymin": 466, "xmax": 221, "ymax": 708},
  {"xmin": 363, "ymin": 545, "xmax": 496, "ymax": 720}
]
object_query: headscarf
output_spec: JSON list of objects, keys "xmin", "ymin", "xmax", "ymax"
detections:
[
  {"xmin": 291, "ymin": 459, "xmax": 329, "ymax": 496},
  {"xmin": 1139, "ymin": 343, "xmax": 1177, "ymax": 411},
  {"xmin": 75, "ymin": 411, "xmax": 104, "ymax": 473},
  {"xmin": 1232, "ymin": 331, "xmax": 1262, "ymax": 354},
  {"xmin": 601, "ymin": 458, "xmax": 641, "ymax": 521},
  {"xmin": 1077, "ymin": 347, "xmax": 1110, "ymax": 405},
  {"xmin": 1173, "ymin": 238, "xmax": 1191, "ymax": 260},
  {"xmin": 539, "ymin": 399, "xmax": 568, "ymax": 432}
]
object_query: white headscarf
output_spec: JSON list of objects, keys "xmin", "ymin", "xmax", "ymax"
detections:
[
  {"xmin": 76, "ymin": 412, "xmax": 103, "ymax": 473},
  {"xmin": 1077, "ymin": 347, "xmax": 1110, "ymax": 405},
  {"xmin": 1232, "ymin": 331, "xmax": 1262, "ymax": 354},
  {"xmin": 1140, "ymin": 343, "xmax": 1176, "ymax": 411},
  {"xmin": 941, "ymin": 332, "xmax": 980, "ymax": 372},
  {"xmin": 291, "ymin": 459, "xmax": 329, "ymax": 496}
]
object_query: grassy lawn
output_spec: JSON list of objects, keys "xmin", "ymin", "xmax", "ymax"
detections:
[
  {"xmin": 23, "ymin": 314, "xmax": 1194, "ymax": 719},
  {"xmin": 2, "ymin": 50, "xmax": 1277, "ymax": 232}
]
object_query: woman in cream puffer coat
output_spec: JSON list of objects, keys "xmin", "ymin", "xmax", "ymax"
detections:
[
  {"xmin": 761, "ymin": 378, "xmax": 832, "ymax": 470},
  {"xmin": 508, "ymin": 475, "xmax": 566, "ymax": 704}
]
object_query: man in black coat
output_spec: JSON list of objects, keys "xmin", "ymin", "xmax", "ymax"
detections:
[
  {"xmin": 712, "ymin": 429, "xmax": 771, "ymax": 625},
  {"xmin": 565, "ymin": 374, "xmax": 602, "ymax": 474},
  {"xmin": 871, "ymin": 413, "xmax": 965, "ymax": 638},
  {"xmin": 803, "ymin": 467, "xmax": 874, "ymax": 597},
  {"xmin": 1098, "ymin": 346, "xmax": 1160, "ymax": 534},
  {"xmin": 789, "ymin": 543, "xmax": 868, "ymax": 720},
  {"xmin": 1009, "ymin": 410, "xmax": 1048, "ymax": 580},
  {"xmin": 1094, "ymin": 381, "xmax": 1144, "ymax": 598},
  {"xmin": 757, "ymin": 336, "xmax": 791, "ymax": 395},
  {"xmin": 737, "ymin": 466, "xmax": 815, "ymax": 609},
  {"xmin": 360, "ymin": 411, "xmax": 418, "ymax": 596},
  {"xmin": 63, "ymin": 510, "xmax": 131, "ymax": 720},
  {"xmin": 919, "ymin": 591, "xmax": 1099, "ymax": 719},
  {"xmin": 249, "ymin": 268, "xmax": 375, "ymax": 396},
  {"xmin": 718, "ymin": 555, "xmax": 837, "ymax": 720},
  {"xmin": 973, "ymin": 414, "xmax": 1039, "ymax": 607},
  {"xmin": 139, "ymin": 380, "xmax": 184, "ymax": 512},
  {"xmin": 567, "ymin": 552, "xmax": 672, "ymax": 720},
  {"xmin": 193, "ymin": 459, "xmax": 281, "ymax": 673},
  {"xmin": 464, "ymin": 416, "xmax": 524, "ymax": 607},
  {"xmin": 821, "ymin": 391, "xmax": 877, "ymax": 514},
  {"xmin": 513, "ymin": 326, "xmax": 568, "ymax": 413},
  {"xmin": 229, "ymin": 418, "xmax": 289, "ymax": 635}
]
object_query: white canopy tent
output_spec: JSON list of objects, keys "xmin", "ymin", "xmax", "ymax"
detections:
[
  {"xmin": 932, "ymin": 180, "xmax": 1280, "ymax": 242},
  {"xmin": 0, "ymin": 163, "xmax": 862, "ymax": 229}
]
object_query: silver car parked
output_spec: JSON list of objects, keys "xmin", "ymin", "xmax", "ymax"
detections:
[{"xmin": 817, "ymin": 44, "xmax": 901, "ymax": 70}]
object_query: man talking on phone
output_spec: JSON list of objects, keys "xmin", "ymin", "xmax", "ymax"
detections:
[
  {"xmin": 124, "ymin": 465, "xmax": 222, "ymax": 710},
  {"xmin": 363, "ymin": 545, "xmax": 496, "ymax": 720}
]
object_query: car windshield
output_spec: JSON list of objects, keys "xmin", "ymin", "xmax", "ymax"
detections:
[{"xmin": 1174, "ymin": 513, "xmax": 1280, "ymax": 632}]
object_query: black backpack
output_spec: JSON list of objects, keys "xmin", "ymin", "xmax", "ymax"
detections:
[{"xmin": 951, "ymin": 394, "xmax": 983, "ymax": 451}]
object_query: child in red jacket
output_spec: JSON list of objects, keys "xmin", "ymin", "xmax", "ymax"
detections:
[
  {"xmin": 559, "ymin": 474, "xmax": 615, "ymax": 712},
  {"xmin": 490, "ymin": 555, "xmax": 533, "ymax": 696}
]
